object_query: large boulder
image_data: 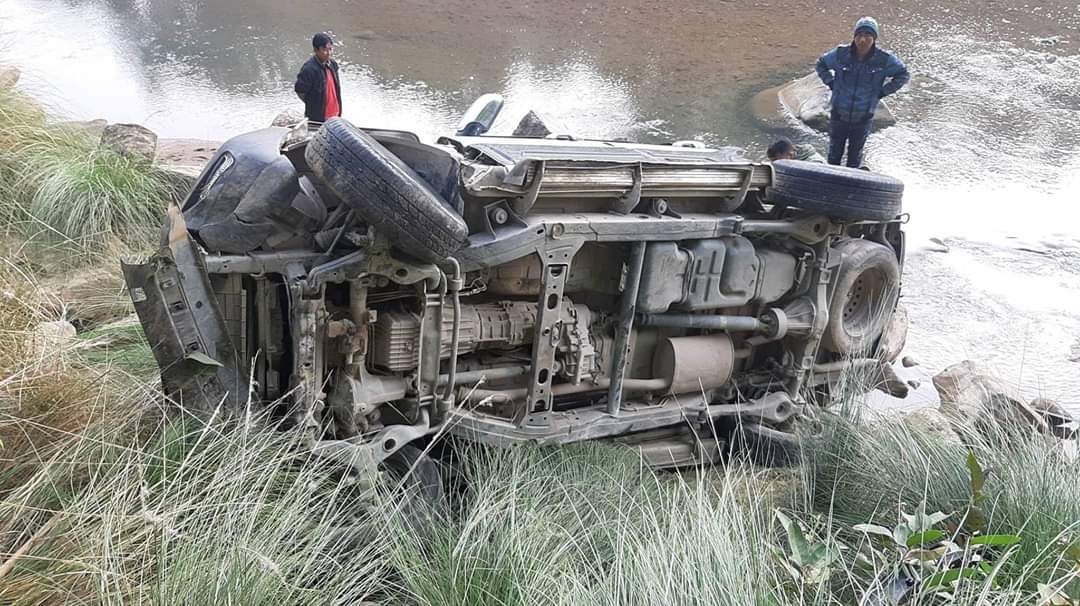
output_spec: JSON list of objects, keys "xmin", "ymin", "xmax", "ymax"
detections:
[
  {"xmin": 932, "ymin": 359, "xmax": 1073, "ymax": 440},
  {"xmin": 902, "ymin": 407, "xmax": 964, "ymax": 447},
  {"xmin": 100, "ymin": 123, "xmax": 158, "ymax": 163},
  {"xmin": 271, "ymin": 109, "xmax": 306, "ymax": 128},
  {"xmin": 0, "ymin": 65, "xmax": 19, "ymax": 90},
  {"xmin": 751, "ymin": 72, "xmax": 896, "ymax": 132}
]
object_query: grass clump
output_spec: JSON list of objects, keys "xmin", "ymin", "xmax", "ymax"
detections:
[
  {"xmin": 0, "ymin": 411, "xmax": 385, "ymax": 605},
  {"xmin": 20, "ymin": 142, "xmax": 178, "ymax": 248},
  {"xmin": 383, "ymin": 443, "xmax": 796, "ymax": 606},
  {"xmin": 803, "ymin": 412, "xmax": 1080, "ymax": 600},
  {"xmin": 0, "ymin": 83, "xmax": 180, "ymax": 255}
]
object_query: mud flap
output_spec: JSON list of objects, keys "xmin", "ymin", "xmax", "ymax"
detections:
[{"xmin": 122, "ymin": 204, "xmax": 249, "ymax": 411}]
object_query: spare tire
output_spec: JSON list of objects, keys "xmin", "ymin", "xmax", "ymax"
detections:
[
  {"xmin": 821, "ymin": 239, "xmax": 901, "ymax": 355},
  {"xmin": 770, "ymin": 160, "xmax": 903, "ymax": 222},
  {"xmin": 306, "ymin": 118, "xmax": 468, "ymax": 264}
]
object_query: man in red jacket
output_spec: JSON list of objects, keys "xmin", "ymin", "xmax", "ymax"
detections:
[{"xmin": 294, "ymin": 33, "xmax": 342, "ymax": 126}]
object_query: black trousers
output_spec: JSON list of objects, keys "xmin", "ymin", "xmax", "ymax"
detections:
[{"xmin": 827, "ymin": 112, "xmax": 873, "ymax": 168}]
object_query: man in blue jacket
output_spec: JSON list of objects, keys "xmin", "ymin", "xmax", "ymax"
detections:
[{"xmin": 816, "ymin": 17, "xmax": 909, "ymax": 167}]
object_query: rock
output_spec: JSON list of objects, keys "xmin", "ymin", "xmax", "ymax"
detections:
[
  {"xmin": 932, "ymin": 360, "xmax": 984, "ymax": 420},
  {"xmin": 100, "ymin": 123, "xmax": 158, "ymax": 163},
  {"xmin": 0, "ymin": 65, "xmax": 19, "ymax": 90},
  {"xmin": 1030, "ymin": 398, "xmax": 1077, "ymax": 439},
  {"xmin": 28, "ymin": 320, "xmax": 77, "ymax": 370},
  {"xmin": 512, "ymin": 110, "xmax": 552, "ymax": 138},
  {"xmin": 901, "ymin": 356, "xmax": 919, "ymax": 368},
  {"xmin": 932, "ymin": 359, "xmax": 1059, "ymax": 440},
  {"xmin": 877, "ymin": 303, "xmax": 909, "ymax": 363},
  {"xmin": 907, "ymin": 380, "xmax": 921, "ymax": 390},
  {"xmin": 271, "ymin": 109, "xmax": 306, "ymax": 128},
  {"xmin": 926, "ymin": 237, "xmax": 950, "ymax": 253},
  {"xmin": 751, "ymin": 72, "xmax": 896, "ymax": 133},
  {"xmin": 159, "ymin": 167, "xmax": 199, "ymax": 196},
  {"xmin": 903, "ymin": 407, "xmax": 963, "ymax": 447},
  {"xmin": 873, "ymin": 362, "xmax": 910, "ymax": 399}
]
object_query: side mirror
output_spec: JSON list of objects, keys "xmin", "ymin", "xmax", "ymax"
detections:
[{"xmin": 456, "ymin": 93, "xmax": 504, "ymax": 136}]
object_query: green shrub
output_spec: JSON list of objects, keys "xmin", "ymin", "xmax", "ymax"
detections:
[
  {"xmin": 0, "ymin": 85, "xmax": 178, "ymax": 254},
  {"xmin": 803, "ymin": 412, "xmax": 1080, "ymax": 598}
]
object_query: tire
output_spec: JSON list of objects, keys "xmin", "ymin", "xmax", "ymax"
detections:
[
  {"xmin": 734, "ymin": 423, "xmax": 802, "ymax": 467},
  {"xmin": 382, "ymin": 444, "xmax": 445, "ymax": 508},
  {"xmin": 305, "ymin": 118, "xmax": 468, "ymax": 263},
  {"xmin": 771, "ymin": 160, "xmax": 903, "ymax": 221},
  {"xmin": 822, "ymin": 239, "xmax": 901, "ymax": 355}
]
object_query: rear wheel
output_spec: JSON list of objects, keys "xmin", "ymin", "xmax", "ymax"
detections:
[{"xmin": 822, "ymin": 239, "xmax": 901, "ymax": 356}]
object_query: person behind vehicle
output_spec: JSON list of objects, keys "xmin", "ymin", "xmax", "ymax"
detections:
[
  {"xmin": 815, "ymin": 17, "xmax": 909, "ymax": 168},
  {"xmin": 294, "ymin": 33, "xmax": 342, "ymax": 126},
  {"xmin": 767, "ymin": 137, "xmax": 825, "ymax": 163}
]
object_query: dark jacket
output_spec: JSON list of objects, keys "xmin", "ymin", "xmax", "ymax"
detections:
[
  {"xmin": 816, "ymin": 44, "xmax": 909, "ymax": 123},
  {"xmin": 294, "ymin": 56, "xmax": 342, "ymax": 123}
]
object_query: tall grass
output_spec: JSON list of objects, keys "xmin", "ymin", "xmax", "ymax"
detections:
[
  {"xmin": 0, "ymin": 84, "xmax": 180, "ymax": 255},
  {"xmin": 382, "ymin": 443, "xmax": 798, "ymax": 606},
  {"xmin": 0, "ymin": 411, "xmax": 386, "ymax": 604},
  {"xmin": 803, "ymin": 412, "xmax": 1080, "ymax": 599}
]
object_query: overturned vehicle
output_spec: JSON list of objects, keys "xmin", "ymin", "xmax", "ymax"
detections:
[{"xmin": 124, "ymin": 100, "xmax": 907, "ymax": 476}]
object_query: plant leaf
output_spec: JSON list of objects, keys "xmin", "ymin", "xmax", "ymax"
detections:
[
  {"xmin": 923, "ymin": 567, "xmax": 981, "ymax": 590},
  {"xmin": 776, "ymin": 510, "xmax": 813, "ymax": 568},
  {"xmin": 1063, "ymin": 541, "xmax": 1080, "ymax": 564},
  {"xmin": 962, "ymin": 505, "xmax": 988, "ymax": 535},
  {"xmin": 966, "ymin": 451, "xmax": 986, "ymax": 505},
  {"xmin": 905, "ymin": 504, "xmax": 951, "ymax": 535},
  {"xmin": 970, "ymin": 534, "xmax": 1022, "ymax": 547},
  {"xmin": 1037, "ymin": 583, "xmax": 1072, "ymax": 606},
  {"xmin": 907, "ymin": 530, "xmax": 947, "ymax": 548},
  {"xmin": 853, "ymin": 523, "xmax": 896, "ymax": 541}
]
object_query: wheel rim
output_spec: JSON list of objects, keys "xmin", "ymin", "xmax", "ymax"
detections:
[{"xmin": 841, "ymin": 267, "xmax": 891, "ymax": 339}]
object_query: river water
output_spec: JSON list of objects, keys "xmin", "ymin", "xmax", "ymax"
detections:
[{"xmin": 2, "ymin": 0, "xmax": 1079, "ymax": 408}]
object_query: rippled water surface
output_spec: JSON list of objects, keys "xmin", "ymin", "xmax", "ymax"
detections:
[{"xmin": 2, "ymin": 0, "xmax": 1079, "ymax": 406}]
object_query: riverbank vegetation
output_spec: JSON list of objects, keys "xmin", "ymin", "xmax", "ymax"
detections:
[
  {"xmin": 0, "ymin": 84, "xmax": 180, "ymax": 257},
  {"xmin": 0, "ymin": 79, "xmax": 1077, "ymax": 606},
  {"xmin": 1, "ymin": 302, "xmax": 1077, "ymax": 605}
]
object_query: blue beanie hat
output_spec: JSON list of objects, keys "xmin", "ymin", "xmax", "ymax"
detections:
[{"xmin": 854, "ymin": 16, "xmax": 880, "ymax": 39}]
